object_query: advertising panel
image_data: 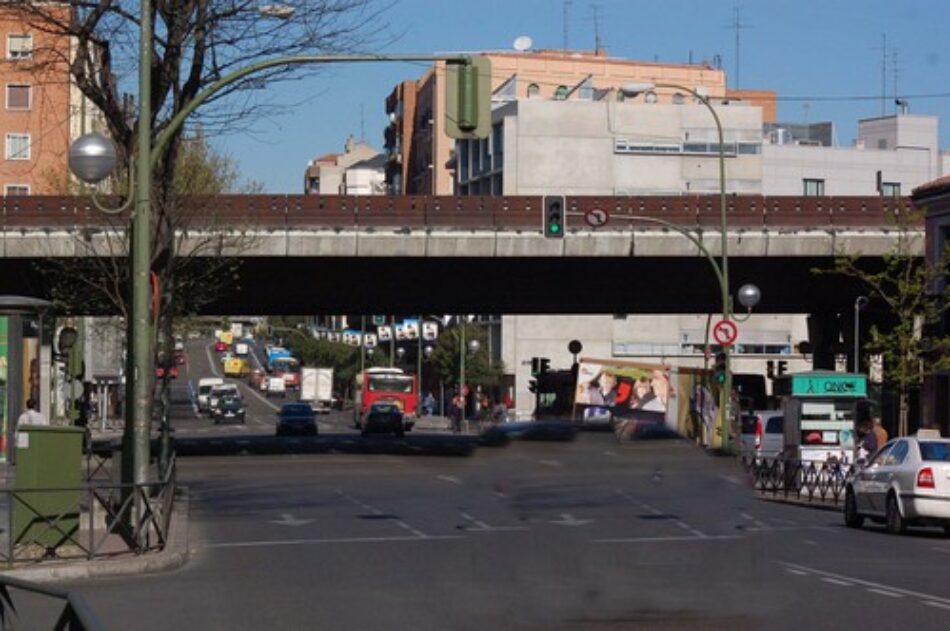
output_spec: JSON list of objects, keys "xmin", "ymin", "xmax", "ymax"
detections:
[{"xmin": 573, "ymin": 358, "xmax": 675, "ymax": 437}]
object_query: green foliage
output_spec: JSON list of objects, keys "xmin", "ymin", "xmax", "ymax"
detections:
[
  {"xmin": 429, "ymin": 324, "xmax": 503, "ymax": 389},
  {"xmin": 283, "ymin": 331, "xmax": 390, "ymax": 386}
]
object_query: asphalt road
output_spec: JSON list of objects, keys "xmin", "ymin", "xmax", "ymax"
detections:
[{"xmin": 52, "ymin": 431, "xmax": 950, "ymax": 630}]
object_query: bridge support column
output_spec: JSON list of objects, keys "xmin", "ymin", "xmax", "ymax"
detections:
[{"xmin": 807, "ymin": 312, "xmax": 841, "ymax": 371}]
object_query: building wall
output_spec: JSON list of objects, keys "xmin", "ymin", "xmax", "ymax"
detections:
[
  {"xmin": 0, "ymin": 5, "xmax": 73, "ymax": 195},
  {"xmin": 464, "ymin": 99, "xmax": 764, "ymax": 196},
  {"xmin": 387, "ymin": 50, "xmax": 752, "ymax": 195},
  {"xmin": 502, "ymin": 313, "xmax": 813, "ymax": 419},
  {"xmin": 344, "ymin": 167, "xmax": 385, "ymax": 195}
]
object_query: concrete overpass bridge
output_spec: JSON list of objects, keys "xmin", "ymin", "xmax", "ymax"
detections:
[{"xmin": 0, "ymin": 194, "xmax": 921, "ymax": 318}]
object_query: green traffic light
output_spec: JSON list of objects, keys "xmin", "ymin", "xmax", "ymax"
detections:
[{"xmin": 550, "ymin": 223, "xmax": 561, "ymax": 233}]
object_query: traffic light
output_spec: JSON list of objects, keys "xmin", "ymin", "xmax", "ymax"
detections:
[
  {"xmin": 67, "ymin": 344, "xmax": 85, "ymax": 381},
  {"xmin": 530, "ymin": 357, "xmax": 551, "ymax": 376},
  {"xmin": 713, "ymin": 351, "xmax": 727, "ymax": 385},
  {"xmin": 543, "ymin": 195, "xmax": 565, "ymax": 238},
  {"xmin": 539, "ymin": 358, "xmax": 550, "ymax": 375},
  {"xmin": 444, "ymin": 56, "xmax": 491, "ymax": 139},
  {"xmin": 528, "ymin": 379, "xmax": 538, "ymax": 394}
]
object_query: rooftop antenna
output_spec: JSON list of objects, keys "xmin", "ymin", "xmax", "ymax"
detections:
[
  {"xmin": 878, "ymin": 33, "xmax": 887, "ymax": 116},
  {"xmin": 728, "ymin": 5, "xmax": 751, "ymax": 89},
  {"xmin": 891, "ymin": 49, "xmax": 900, "ymax": 114},
  {"xmin": 563, "ymin": 0, "xmax": 572, "ymax": 50},
  {"xmin": 590, "ymin": 3, "xmax": 603, "ymax": 54},
  {"xmin": 360, "ymin": 103, "xmax": 365, "ymax": 141}
]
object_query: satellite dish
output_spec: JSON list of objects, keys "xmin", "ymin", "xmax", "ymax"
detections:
[{"xmin": 513, "ymin": 35, "xmax": 533, "ymax": 52}]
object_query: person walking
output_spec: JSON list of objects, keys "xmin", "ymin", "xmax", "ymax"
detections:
[
  {"xmin": 17, "ymin": 399, "xmax": 47, "ymax": 426},
  {"xmin": 451, "ymin": 392, "xmax": 464, "ymax": 434}
]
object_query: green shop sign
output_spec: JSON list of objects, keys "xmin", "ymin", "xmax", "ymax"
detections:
[{"xmin": 792, "ymin": 374, "xmax": 867, "ymax": 398}]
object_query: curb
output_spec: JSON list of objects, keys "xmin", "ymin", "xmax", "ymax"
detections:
[
  {"xmin": 755, "ymin": 492, "xmax": 843, "ymax": 513},
  {"xmin": 0, "ymin": 489, "xmax": 190, "ymax": 584}
]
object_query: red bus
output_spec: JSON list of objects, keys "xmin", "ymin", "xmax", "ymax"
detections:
[{"xmin": 354, "ymin": 367, "xmax": 418, "ymax": 428}]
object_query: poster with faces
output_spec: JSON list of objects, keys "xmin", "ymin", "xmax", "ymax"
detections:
[
  {"xmin": 364, "ymin": 333, "xmax": 378, "ymax": 348},
  {"xmin": 343, "ymin": 330, "xmax": 361, "ymax": 347},
  {"xmin": 422, "ymin": 321, "xmax": 439, "ymax": 341},
  {"xmin": 402, "ymin": 319, "xmax": 419, "ymax": 340},
  {"xmin": 378, "ymin": 326, "xmax": 392, "ymax": 342}
]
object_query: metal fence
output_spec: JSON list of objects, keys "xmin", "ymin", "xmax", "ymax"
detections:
[
  {"xmin": 741, "ymin": 456, "xmax": 856, "ymax": 504},
  {"xmin": 0, "ymin": 575, "xmax": 103, "ymax": 630},
  {"xmin": 1, "ymin": 454, "xmax": 176, "ymax": 566}
]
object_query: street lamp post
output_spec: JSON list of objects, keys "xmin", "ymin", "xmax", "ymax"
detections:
[
  {"xmin": 854, "ymin": 296, "xmax": 869, "ymax": 373},
  {"xmin": 621, "ymin": 81, "xmax": 733, "ymax": 450}
]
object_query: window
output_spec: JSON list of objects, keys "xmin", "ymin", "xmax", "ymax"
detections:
[
  {"xmin": 4, "ymin": 184, "xmax": 29, "ymax": 196},
  {"xmin": 7, "ymin": 34, "xmax": 32, "ymax": 60},
  {"xmin": 882, "ymin": 440, "xmax": 909, "ymax": 466},
  {"xmin": 526, "ymin": 83, "xmax": 540, "ymax": 98},
  {"xmin": 919, "ymin": 442, "xmax": 950, "ymax": 462},
  {"xmin": 881, "ymin": 182, "xmax": 901, "ymax": 197},
  {"xmin": 5, "ymin": 133, "xmax": 30, "ymax": 160},
  {"xmin": 803, "ymin": 178, "xmax": 825, "ymax": 197},
  {"xmin": 554, "ymin": 85, "xmax": 568, "ymax": 100},
  {"xmin": 672, "ymin": 93, "xmax": 685, "ymax": 105},
  {"xmin": 6, "ymin": 85, "xmax": 31, "ymax": 110}
]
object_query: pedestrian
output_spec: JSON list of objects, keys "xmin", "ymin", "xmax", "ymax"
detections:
[
  {"xmin": 857, "ymin": 420, "xmax": 878, "ymax": 461},
  {"xmin": 17, "ymin": 399, "xmax": 47, "ymax": 426},
  {"xmin": 492, "ymin": 399, "xmax": 508, "ymax": 425},
  {"xmin": 872, "ymin": 416, "xmax": 888, "ymax": 449},
  {"xmin": 451, "ymin": 392, "xmax": 464, "ymax": 434}
]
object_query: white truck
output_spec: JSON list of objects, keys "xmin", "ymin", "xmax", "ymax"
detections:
[
  {"xmin": 301, "ymin": 367, "xmax": 334, "ymax": 414},
  {"xmin": 234, "ymin": 342, "xmax": 249, "ymax": 356}
]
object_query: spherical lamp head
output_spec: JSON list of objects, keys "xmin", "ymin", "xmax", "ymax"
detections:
[
  {"xmin": 69, "ymin": 132, "xmax": 117, "ymax": 184},
  {"xmin": 737, "ymin": 284, "xmax": 761, "ymax": 310}
]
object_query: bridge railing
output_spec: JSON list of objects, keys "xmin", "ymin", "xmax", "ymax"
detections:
[{"xmin": 0, "ymin": 194, "xmax": 918, "ymax": 231}]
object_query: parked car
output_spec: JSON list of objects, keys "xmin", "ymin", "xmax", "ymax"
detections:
[
  {"xmin": 740, "ymin": 411, "xmax": 785, "ymax": 461},
  {"xmin": 212, "ymin": 395, "xmax": 246, "ymax": 425},
  {"xmin": 276, "ymin": 403, "xmax": 317, "ymax": 436},
  {"xmin": 361, "ymin": 402, "xmax": 406, "ymax": 438},
  {"xmin": 265, "ymin": 376, "xmax": 287, "ymax": 398},
  {"xmin": 845, "ymin": 431, "xmax": 950, "ymax": 535}
]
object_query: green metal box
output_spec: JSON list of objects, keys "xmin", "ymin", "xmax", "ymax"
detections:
[{"xmin": 13, "ymin": 425, "xmax": 85, "ymax": 551}]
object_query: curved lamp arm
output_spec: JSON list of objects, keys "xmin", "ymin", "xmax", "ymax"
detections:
[
  {"xmin": 88, "ymin": 157, "xmax": 135, "ymax": 215},
  {"xmin": 621, "ymin": 214, "xmax": 726, "ymax": 293}
]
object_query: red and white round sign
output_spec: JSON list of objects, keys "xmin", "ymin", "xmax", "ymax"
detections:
[{"xmin": 712, "ymin": 319, "xmax": 738, "ymax": 346}]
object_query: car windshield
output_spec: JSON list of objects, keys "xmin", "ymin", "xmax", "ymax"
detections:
[
  {"xmin": 282, "ymin": 405, "xmax": 311, "ymax": 415},
  {"xmin": 919, "ymin": 442, "xmax": 950, "ymax": 462}
]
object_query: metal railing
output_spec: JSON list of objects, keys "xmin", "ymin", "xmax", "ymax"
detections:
[
  {"xmin": 0, "ymin": 575, "xmax": 103, "ymax": 630},
  {"xmin": 741, "ymin": 456, "xmax": 856, "ymax": 504},
  {"xmin": 1, "ymin": 454, "xmax": 176, "ymax": 566}
]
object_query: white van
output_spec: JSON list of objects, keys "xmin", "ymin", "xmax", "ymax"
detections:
[{"xmin": 197, "ymin": 378, "xmax": 225, "ymax": 412}]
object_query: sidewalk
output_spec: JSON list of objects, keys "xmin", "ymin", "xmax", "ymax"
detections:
[
  {"xmin": 753, "ymin": 489, "xmax": 844, "ymax": 512},
  {"xmin": 0, "ymin": 489, "xmax": 190, "ymax": 584}
]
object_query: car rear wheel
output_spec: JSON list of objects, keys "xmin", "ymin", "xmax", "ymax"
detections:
[
  {"xmin": 885, "ymin": 493, "xmax": 906, "ymax": 535},
  {"xmin": 844, "ymin": 489, "xmax": 864, "ymax": 529}
]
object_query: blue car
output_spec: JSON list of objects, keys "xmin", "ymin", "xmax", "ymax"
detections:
[{"xmin": 276, "ymin": 403, "xmax": 317, "ymax": 436}]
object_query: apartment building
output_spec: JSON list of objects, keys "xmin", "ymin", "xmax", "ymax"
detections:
[
  {"xmin": 384, "ymin": 48, "xmax": 775, "ymax": 195},
  {"xmin": 303, "ymin": 136, "xmax": 386, "ymax": 195},
  {"xmin": 0, "ymin": 3, "xmax": 89, "ymax": 195}
]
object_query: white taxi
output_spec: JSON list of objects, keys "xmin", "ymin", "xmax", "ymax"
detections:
[{"xmin": 845, "ymin": 430, "xmax": 950, "ymax": 535}]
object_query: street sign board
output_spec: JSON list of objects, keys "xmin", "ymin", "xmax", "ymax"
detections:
[
  {"xmin": 712, "ymin": 319, "xmax": 738, "ymax": 346},
  {"xmin": 791, "ymin": 373, "xmax": 867, "ymax": 398},
  {"xmin": 584, "ymin": 208, "xmax": 609, "ymax": 228}
]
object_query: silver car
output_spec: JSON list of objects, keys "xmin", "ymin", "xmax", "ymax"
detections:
[
  {"xmin": 740, "ymin": 411, "xmax": 784, "ymax": 461},
  {"xmin": 845, "ymin": 432, "xmax": 950, "ymax": 535}
]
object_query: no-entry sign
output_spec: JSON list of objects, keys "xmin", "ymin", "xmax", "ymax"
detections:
[{"xmin": 712, "ymin": 319, "xmax": 738, "ymax": 346}]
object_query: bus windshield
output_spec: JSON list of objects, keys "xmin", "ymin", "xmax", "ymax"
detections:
[
  {"xmin": 368, "ymin": 375, "xmax": 413, "ymax": 393},
  {"xmin": 273, "ymin": 358, "xmax": 299, "ymax": 373}
]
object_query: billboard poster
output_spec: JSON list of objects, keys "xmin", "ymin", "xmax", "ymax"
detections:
[
  {"xmin": 421, "ymin": 321, "xmax": 439, "ymax": 341},
  {"xmin": 399, "ymin": 319, "xmax": 419, "ymax": 340},
  {"xmin": 377, "ymin": 326, "xmax": 392, "ymax": 342},
  {"xmin": 363, "ymin": 333, "xmax": 378, "ymax": 349},
  {"xmin": 342, "ymin": 330, "xmax": 361, "ymax": 347},
  {"xmin": 328, "ymin": 331, "xmax": 342, "ymax": 343},
  {"xmin": 573, "ymin": 358, "xmax": 675, "ymax": 436}
]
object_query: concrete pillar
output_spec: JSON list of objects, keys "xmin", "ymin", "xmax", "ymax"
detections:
[{"xmin": 807, "ymin": 313, "xmax": 839, "ymax": 371}]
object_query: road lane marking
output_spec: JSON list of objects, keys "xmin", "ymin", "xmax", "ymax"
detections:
[
  {"xmin": 594, "ymin": 535, "xmax": 742, "ymax": 544},
  {"xmin": 781, "ymin": 562, "xmax": 950, "ymax": 606},
  {"xmin": 821, "ymin": 578, "xmax": 853, "ymax": 587},
  {"xmin": 206, "ymin": 535, "xmax": 463, "ymax": 549},
  {"xmin": 337, "ymin": 490, "xmax": 427, "ymax": 539},
  {"xmin": 538, "ymin": 459, "xmax": 562, "ymax": 467},
  {"xmin": 458, "ymin": 511, "xmax": 528, "ymax": 533},
  {"xmin": 550, "ymin": 513, "xmax": 593, "ymax": 527},
  {"xmin": 204, "ymin": 343, "xmax": 221, "ymax": 377},
  {"xmin": 785, "ymin": 569, "xmax": 808, "ymax": 576},
  {"xmin": 802, "ymin": 539, "xmax": 817, "ymax": 545},
  {"xmin": 923, "ymin": 601, "xmax": 950, "ymax": 611},
  {"xmin": 617, "ymin": 490, "xmax": 706, "ymax": 538},
  {"xmin": 867, "ymin": 589, "xmax": 903, "ymax": 598},
  {"xmin": 718, "ymin": 474, "xmax": 743, "ymax": 486},
  {"xmin": 437, "ymin": 475, "xmax": 462, "ymax": 485},
  {"xmin": 740, "ymin": 512, "xmax": 769, "ymax": 530},
  {"xmin": 932, "ymin": 547, "xmax": 950, "ymax": 555},
  {"xmin": 269, "ymin": 513, "xmax": 314, "ymax": 527}
]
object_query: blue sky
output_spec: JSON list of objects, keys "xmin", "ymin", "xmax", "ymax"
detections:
[{"xmin": 214, "ymin": 0, "xmax": 950, "ymax": 193}]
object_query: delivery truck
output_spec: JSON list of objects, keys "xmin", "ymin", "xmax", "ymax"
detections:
[{"xmin": 301, "ymin": 367, "xmax": 334, "ymax": 414}]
